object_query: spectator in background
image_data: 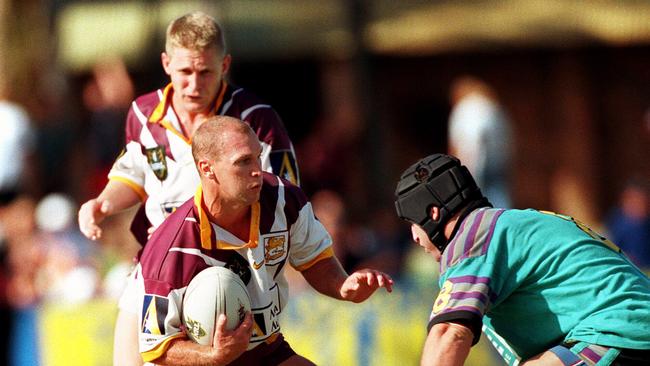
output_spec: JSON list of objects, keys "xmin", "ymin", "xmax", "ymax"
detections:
[
  {"xmin": 82, "ymin": 58, "xmax": 135, "ymax": 197},
  {"xmin": 310, "ymin": 190, "xmax": 407, "ymax": 277},
  {"xmin": 35, "ymin": 193, "xmax": 99, "ymax": 305},
  {"xmin": 606, "ymin": 180, "xmax": 650, "ymax": 270},
  {"xmin": 0, "ymin": 71, "xmax": 35, "ymax": 366},
  {"xmin": 1, "ymin": 196, "xmax": 41, "ymax": 366},
  {"xmin": 311, "ymin": 190, "xmax": 353, "ymax": 268},
  {"xmin": 31, "ymin": 70, "xmax": 82, "ymax": 198},
  {"xmin": 0, "ymin": 88, "xmax": 33, "ymax": 204},
  {"xmin": 448, "ymin": 76, "xmax": 513, "ymax": 208}
]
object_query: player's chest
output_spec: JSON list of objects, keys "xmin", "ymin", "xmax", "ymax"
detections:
[{"xmin": 140, "ymin": 129, "xmax": 194, "ymax": 181}]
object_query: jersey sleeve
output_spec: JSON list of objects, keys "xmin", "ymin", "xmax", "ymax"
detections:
[
  {"xmin": 107, "ymin": 107, "xmax": 147, "ymax": 200},
  {"xmin": 137, "ymin": 207, "xmax": 204, "ymax": 362},
  {"xmin": 244, "ymin": 106, "xmax": 300, "ymax": 186},
  {"xmin": 139, "ymin": 278, "xmax": 186, "ymax": 362},
  {"xmin": 284, "ymin": 185, "xmax": 333, "ymax": 271},
  {"xmin": 429, "ymin": 254, "xmax": 501, "ymax": 345}
]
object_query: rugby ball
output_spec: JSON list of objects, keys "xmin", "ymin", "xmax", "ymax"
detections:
[{"xmin": 182, "ymin": 266, "xmax": 251, "ymax": 345}]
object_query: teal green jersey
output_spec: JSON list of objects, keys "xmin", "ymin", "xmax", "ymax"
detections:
[{"xmin": 428, "ymin": 208, "xmax": 650, "ymax": 360}]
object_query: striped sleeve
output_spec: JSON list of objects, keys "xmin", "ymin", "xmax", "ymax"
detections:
[
  {"xmin": 138, "ymin": 201, "xmax": 208, "ymax": 362},
  {"xmin": 427, "ymin": 275, "xmax": 493, "ymax": 344},
  {"xmin": 441, "ymin": 208, "xmax": 505, "ymax": 273},
  {"xmin": 428, "ymin": 208, "xmax": 506, "ymax": 344}
]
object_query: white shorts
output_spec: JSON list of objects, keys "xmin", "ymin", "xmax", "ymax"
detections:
[{"xmin": 117, "ymin": 263, "xmax": 144, "ymax": 315}]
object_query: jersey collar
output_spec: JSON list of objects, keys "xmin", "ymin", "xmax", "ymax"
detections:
[
  {"xmin": 194, "ymin": 185, "xmax": 260, "ymax": 251},
  {"xmin": 148, "ymin": 82, "xmax": 229, "ymax": 143},
  {"xmin": 148, "ymin": 82, "xmax": 229, "ymax": 123}
]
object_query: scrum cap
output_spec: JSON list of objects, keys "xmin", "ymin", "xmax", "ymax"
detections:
[{"xmin": 395, "ymin": 154, "xmax": 489, "ymax": 252}]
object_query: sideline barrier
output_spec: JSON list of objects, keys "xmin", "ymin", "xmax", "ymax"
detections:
[
  {"xmin": 282, "ymin": 285, "xmax": 434, "ymax": 365},
  {"xmin": 40, "ymin": 301, "xmax": 116, "ymax": 366},
  {"xmin": 36, "ymin": 285, "xmax": 499, "ymax": 365}
]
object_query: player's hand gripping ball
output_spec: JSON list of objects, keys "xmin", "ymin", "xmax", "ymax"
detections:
[{"xmin": 182, "ymin": 266, "xmax": 251, "ymax": 345}]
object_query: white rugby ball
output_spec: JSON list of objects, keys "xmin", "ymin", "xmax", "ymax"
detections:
[{"xmin": 182, "ymin": 266, "xmax": 251, "ymax": 345}]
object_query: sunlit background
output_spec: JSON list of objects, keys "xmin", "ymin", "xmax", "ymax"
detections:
[{"xmin": 1, "ymin": 1, "xmax": 649, "ymax": 365}]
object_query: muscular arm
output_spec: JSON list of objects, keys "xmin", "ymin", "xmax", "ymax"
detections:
[
  {"xmin": 78, "ymin": 179, "xmax": 143, "ymax": 240},
  {"xmin": 300, "ymin": 257, "xmax": 393, "ymax": 302},
  {"xmin": 151, "ymin": 313, "xmax": 253, "ymax": 366},
  {"xmin": 154, "ymin": 339, "xmax": 223, "ymax": 366},
  {"xmin": 98, "ymin": 179, "xmax": 144, "ymax": 210},
  {"xmin": 300, "ymin": 257, "xmax": 348, "ymax": 300},
  {"xmin": 421, "ymin": 322, "xmax": 473, "ymax": 366}
]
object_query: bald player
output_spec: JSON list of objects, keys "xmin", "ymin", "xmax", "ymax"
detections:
[{"xmin": 137, "ymin": 116, "xmax": 393, "ymax": 365}]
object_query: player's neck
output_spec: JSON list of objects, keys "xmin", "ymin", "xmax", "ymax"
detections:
[
  {"xmin": 211, "ymin": 205, "xmax": 252, "ymax": 243},
  {"xmin": 171, "ymin": 97, "xmax": 210, "ymax": 138},
  {"xmin": 444, "ymin": 214, "xmax": 460, "ymax": 240},
  {"xmin": 202, "ymin": 187, "xmax": 252, "ymax": 237}
]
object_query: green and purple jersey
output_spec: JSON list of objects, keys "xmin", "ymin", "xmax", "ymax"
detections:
[{"xmin": 429, "ymin": 208, "xmax": 650, "ymax": 360}]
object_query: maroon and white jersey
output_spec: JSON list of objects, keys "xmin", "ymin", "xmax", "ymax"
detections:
[
  {"xmin": 108, "ymin": 82, "xmax": 299, "ymax": 230},
  {"xmin": 137, "ymin": 173, "xmax": 332, "ymax": 362}
]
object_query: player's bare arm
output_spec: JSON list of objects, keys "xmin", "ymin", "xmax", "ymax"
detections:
[
  {"xmin": 421, "ymin": 322, "xmax": 473, "ymax": 366},
  {"xmin": 154, "ymin": 312, "xmax": 253, "ymax": 366},
  {"xmin": 300, "ymin": 257, "xmax": 393, "ymax": 302},
  {"xmin": 78, "ymin": 179, "xmax": 143, "ymax": 240}
]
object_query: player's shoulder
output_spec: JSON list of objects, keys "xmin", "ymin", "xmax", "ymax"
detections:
[
  {"xmin": 498, "ymin": 208, "xmax": 548, "ymax": 226},
  {"xmin": 226, "ymin": 84, "xmax": 265, "ymax": 105},
  {"xmin": 261, "ymin": 172, "xmax": 303, "ymax": 196},
  {"xmin": 140, "ymin": 199, "xmax": 200, "ymax": 265},
  {"xmin": 223, "ymin": 84, "xmax": 278, "ymax": 120},
  {"xmin": 130, "ymin": 89, "xmax": 164, "ymax": 118},
  {"xmin": 260, "ymin": 173, "xmax": 308, "ymax": 213},
  {"xmin": 441, "ymin": 208, "xmax": 508, "ymax": 271}
]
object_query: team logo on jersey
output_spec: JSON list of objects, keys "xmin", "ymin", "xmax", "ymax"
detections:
[
  {"xmin": 251, "ymin": 303, "xmax": 281, "ymax": 341},
  {"xmin": 252, "ymin": 258, "xmax": 265, "ymax": 270},
  {"xmin": 145, "ymin": 146, "xmax": 168, "ymax": 181},
  {"xmin": 264, "ymin": 233, "xmax": 287, "ymax": 262},
  {"xmin": 432, "ymin": 280, "xmax": 453, "ymax": 315},
  {"xmin": 141, "ymin": 295, "xmax": 168, "ymax": 335}
]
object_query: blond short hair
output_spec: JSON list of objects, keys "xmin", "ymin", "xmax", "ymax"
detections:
[
  {"xmin": 192, "ymin": 116, "xmax": 255, "ymax": 163},
  {"xmin": 165, "ymin": 11, "xmax": 226, "ymax": 56}
]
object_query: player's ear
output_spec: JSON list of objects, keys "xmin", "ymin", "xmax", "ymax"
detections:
[
  {"xmin": 221, "ymin": 54, "xmax": 232, "ymax": 75},
  {"xmin": 161, "ymin": 52, "xmax": 172, "ymax": 75},
  {"xmin": 198, "ymin": 159, "xmax": 215, "ymax": 179}
]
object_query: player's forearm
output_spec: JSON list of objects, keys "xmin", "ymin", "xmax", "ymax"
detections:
[
  {"xmin": 300, "ymin": 256, "xmax": 348, "ymax": 300},
  {"xmin": 152, "ymin": 339, "xmax": 226, "ymax": 366},
  {"xmin": 97, "ymin": 179, "xmax": 143, "ymax": 212},
  {"xmin": 421, "ymin": 323, "xmax": 472, "ymax": 366}
]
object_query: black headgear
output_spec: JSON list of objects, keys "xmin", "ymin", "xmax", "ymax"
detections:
[{"xmin": 394, "ymin": 154, "xmax": 490, "ymax": 253}]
